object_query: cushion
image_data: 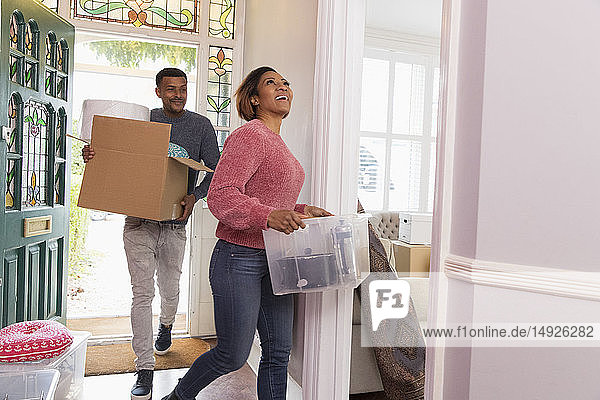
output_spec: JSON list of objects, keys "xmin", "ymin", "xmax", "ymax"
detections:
[{"xmin": 0, "ymin": 320, "xmax": 73, "ymax": 363}]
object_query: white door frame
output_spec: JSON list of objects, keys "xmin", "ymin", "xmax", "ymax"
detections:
[
  {"xmin": 305, "ymin": 0, "xmax": 460, "ymax": 397},
  {"xmin": 301, "ymin": 0, "xmax": 365, "ymax": 398},
  {"xmin": 425, "ymin": 0, "xmax": 461, "ymax": 398}
]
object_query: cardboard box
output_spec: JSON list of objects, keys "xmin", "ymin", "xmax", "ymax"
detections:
[
  {"xmin": 78, "ymin": 115, "xmax": 211, "ymax": 221},
  {"xmin": 392, "ymin": 240, "xmax": 431, "ymax": 277}
]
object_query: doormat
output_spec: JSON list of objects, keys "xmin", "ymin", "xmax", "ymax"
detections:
[{"xmin": 85, "ymin": 338, "xmax": 211, "ymax": 376}]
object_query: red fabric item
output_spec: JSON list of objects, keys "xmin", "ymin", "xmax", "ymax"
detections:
[
  {"xmin": 0, "ymin": 320, "xmax": 73, "ymax": 363},
  {"xmin": 207, "ymin": 119, "xmax": 306, "ymax": 249}
]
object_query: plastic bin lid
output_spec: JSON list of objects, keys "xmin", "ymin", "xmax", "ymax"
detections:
[
  {"xmin": 39, "ymin": 330, "xmax": 91, "ymax": 367},
  {"xmin": 0, "ymin": 369, "xmax": 59, "ymax": 398}
]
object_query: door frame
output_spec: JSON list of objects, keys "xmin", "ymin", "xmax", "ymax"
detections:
[
  {"xmin": 425, "ymin": 0, "xmax": 461, "ymax": 397},
  {"xmin": 52, "ymin": 0, "xmax": 246, "ymax": 334},
  {"xmin": 306, "ymin": 0, "xmax": 459, "ymax": 397}
]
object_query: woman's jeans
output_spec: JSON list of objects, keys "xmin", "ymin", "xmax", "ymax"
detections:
[{"xmin": 175, "ymin": 239, "xmax": 294, "ymax": 400}]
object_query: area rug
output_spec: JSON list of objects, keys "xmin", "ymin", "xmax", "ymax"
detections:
[{"xmin": 85, "ymin": 338, "xmax": 211, "ymax": 376}]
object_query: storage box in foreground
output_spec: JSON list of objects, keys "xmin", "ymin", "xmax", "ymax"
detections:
[
  {"xmin": 263, "ymin": 215, "xmax": 369, "ymax": 294},
  {"xmin": 0, "ymin": 369, "xmax": 59, "ymax": 400},
  {"xmin": 78, "ymin": 115, "xmax": 211, "ymax": 221},
  {"xmin": 0, "ymin": 331, "xmax": 91, "ymax": 400}
]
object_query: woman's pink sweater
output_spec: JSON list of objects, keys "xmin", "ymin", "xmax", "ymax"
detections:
[{"xmin": 207, "ymin": 119, "xmax": 306, "ymax": 249}]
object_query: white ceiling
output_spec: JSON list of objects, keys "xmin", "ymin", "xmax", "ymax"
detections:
[{"xmin": 366, "ymin": 0, "xmax": 443, "ymax": 38}]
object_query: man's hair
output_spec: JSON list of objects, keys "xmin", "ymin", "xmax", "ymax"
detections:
[
  {"xmin": 156, "ymin": 68, "xmax": 187, "ymax": 87},
  {"xmin": 235, "ymin": 66, "xmax": 276, "ymax": 121}
]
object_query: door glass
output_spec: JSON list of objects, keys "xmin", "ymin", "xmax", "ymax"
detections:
[{"xmin": 22, "ymin": 100, "xmax": 50, "ymax": 208}]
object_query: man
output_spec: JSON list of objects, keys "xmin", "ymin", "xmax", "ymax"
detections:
[{"xmin": 83, "ymin": 68, "xmax": 220, "ymax": 400}]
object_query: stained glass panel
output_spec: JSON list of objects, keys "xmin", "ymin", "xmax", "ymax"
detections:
[
  {"xmin": 207, "ymin": 46, "xmax": 233, "ymax": 128},
  {"xmin": 216, "ymin": 130, "xmax": 228, "ymax": 152},
  {"xmin": 56, "ymin": 75, "xmax": 67, "ymax": 100},
  {"xmin": 25, "ymin": 21, "xmax": 39, "ymax": 59},
  {"xmin": 208, "ymin": 0, "xmax": 235, "ymax": 39},
  {"xmin": 73, "ymin": 0, "xmax": 199, "ymax": 32},
  {"xmin": 56, "ymin": 109, "xmax": 66, "ymax": 158},
  {"xmin": 6, "ymin": 161, "xmax": 17, "ymax": 210},
  {"xmin": 25, "ymin": 61, "xmax": 38, "ymax": 90},
  {"xmin": 54, "ymin": 108, "xmax": 66, "ymax": 205},
  {"xmin": 46, "ymin": 33, "xmax": 56, "ymax": 68},
  {"xmin": 10, "ymin": 13, "xmax": 22, "ymax": 51},
  {"xmin": 58, "ymin": 40, "xmax": 68, "ymax": 73},
  {"xmin": 7, "ymin": 95, "xmax": 21, "ymax": 153},
  {"xmin": 45, "ymin": 70, "xmax": 55, "ymax": 96},
  {"xmin": 22, "ymin": 101, "xmax": 50, "ymax": 208},
  {"xmin": 54, "ymin": 164, "xmax": 64, "ymax": 204},
  {"xmin": 10, "ymin": 54, "xmax": 22, "ymax": 85}
]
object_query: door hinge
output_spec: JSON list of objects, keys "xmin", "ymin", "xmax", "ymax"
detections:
[
  {"xmin": 0, "ymin": 277, "xmax": 3, "ymax": 287},
  {"xmin": 1, "ymin": 126, "xmax": 11, "ymax": 142}
]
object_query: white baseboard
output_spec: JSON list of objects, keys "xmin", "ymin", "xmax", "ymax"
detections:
[{"xmin": 247, "ymin": 334, "xmax": 302, "ymax": 400}]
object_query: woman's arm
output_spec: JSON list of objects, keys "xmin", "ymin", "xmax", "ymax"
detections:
[{"xmin": 207, "ymin": 127, "xmax": 274, "ymax": 230}]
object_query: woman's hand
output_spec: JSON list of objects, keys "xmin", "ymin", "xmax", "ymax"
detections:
[
  {"xmin": 268, "ymin": 210, "xmax": 306, "ymax": 234},
  {"xmin": 82, "ymin": 145, "xmax": 95, "ymax": 163},
  {"xmin": 303, "ymin": 205, "xmax": 333, "ymax": 217}
]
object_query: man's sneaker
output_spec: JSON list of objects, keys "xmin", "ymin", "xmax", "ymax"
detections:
[
  {"xmin": 131, "ymin": 369, "xmax": 153, "ymax": 400},
  {"xmin": 154, "ymin": 323, "xmax": 173, "ymax": 355}
]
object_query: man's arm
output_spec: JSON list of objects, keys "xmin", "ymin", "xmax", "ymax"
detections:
[
  {"xmin": 176, "ymin": 121, "xmax": 220, "ymax": 221},
  {"xmin": 192, "ymin": 122, "xmax": 220, "ymax": 201}
]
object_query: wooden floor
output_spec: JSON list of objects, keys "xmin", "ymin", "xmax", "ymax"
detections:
[
  {"xmin": 84, "ymin": 366, "xmax": 258, "ymax": 399},
  {"xmin": 84, "ymin": 369, "xmax": 386, "ymax": 400},
  {"xmin": 82, "ymin": 339, "xmax": 386, "ymax": 399}
]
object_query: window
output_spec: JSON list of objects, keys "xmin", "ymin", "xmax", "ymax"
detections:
[
  {"xmin": 42, "ymin": 1, "xmax": 243, "ymax": 147},
  {"xmin": 358, "ymin": 46, "xmax": 439, "ymax": 213}
]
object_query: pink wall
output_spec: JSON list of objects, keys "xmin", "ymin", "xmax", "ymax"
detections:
[
  {"xmin": 475, "ymin": 0, "xmax": 600, "ymax": 271},
  {"xmin": 443, "ymin": 0, "xmax": 600, "ymax": 398}
]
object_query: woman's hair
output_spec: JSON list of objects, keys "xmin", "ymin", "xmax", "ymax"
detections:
[{"xmin": 235, "ymin": 66, "xmax": 276, "ymax": 121}]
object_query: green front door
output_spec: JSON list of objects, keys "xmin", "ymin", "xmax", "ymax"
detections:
[{"xmin": 1, "ymin": 0, "xmax": 74, "ymax": 327}]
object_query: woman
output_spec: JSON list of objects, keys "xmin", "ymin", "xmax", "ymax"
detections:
[{"xmin": 162, "ymin": 66, "xmax": 331, "ymax": 400}]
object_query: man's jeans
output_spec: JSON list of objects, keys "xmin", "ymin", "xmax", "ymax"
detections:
[
  {"xmin": 175, "ymin": 239, "xmax": 293, "ymax": 400},
  {"xmin": 123, "ymin": 216, "xmax": 187, "ymax": 370}
]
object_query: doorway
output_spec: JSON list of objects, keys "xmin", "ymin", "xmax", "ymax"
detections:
[
  {"xmin": 352, "ymin": 0, "xmax": 444, "ymax": 397},
  {"xmin": 65, "ymin": 32, "xmax": 198, "ymax": 339}
]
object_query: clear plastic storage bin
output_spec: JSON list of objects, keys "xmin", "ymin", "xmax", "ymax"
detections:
[
  {"xmin": 0, "ymin": 369, "xmax": 59, "ymax": 399},
  {"xmin": 0, "ymin": 331, "xmax": 91, "ymax": 400},
  {"xmin": 263, "ymin": 214, "xmax": 369, "ymax": 294}
]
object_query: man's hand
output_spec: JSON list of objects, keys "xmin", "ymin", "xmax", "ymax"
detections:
[
  {"xmin": 267, "ymin": 210, "xmax": 307, "ymax": 234},
  {"xmin": 82, "ymin": 145, "xmax": 95, "ymax": 163},
  {"xmin": 303, "ymin": 205, "xmax": 333, "ymax": 218},
  {"xmin": 177, "ymin": 194, "xmax": 196, "ymax": 221}
]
